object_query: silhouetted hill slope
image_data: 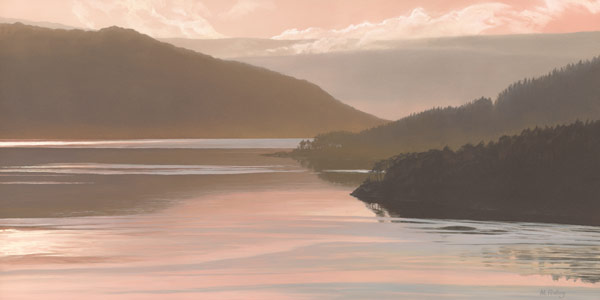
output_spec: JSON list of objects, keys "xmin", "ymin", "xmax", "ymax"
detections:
[
  {"xmin": 352, "ymin": 121, "xmax": 600, "ymax": 226},
  {"xmin": 160, "ymin": 37, "xmax": 308, "ymax": 59},
  {"xmin": 291, "ymin": 57, "xmax": 600, "ymax": 169},
  {"xmin": 0, "ymin": 23, "xmax": 385, "ymax": 139},
  {"xmin": 0, "ymin": 17, "xmax": 78, "ymax": 30}
]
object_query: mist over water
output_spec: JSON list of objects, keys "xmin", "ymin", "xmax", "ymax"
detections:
[
  {"xmin": 0, "ymin": 163, "xmax": 301, "ymax": 176},
  {"xmin": 1, "ymin": 139, "xmax": 599, "ymax": 299},
  {"xmin": 0, "ymin": 138, "xmax": 307, "ymax": 149}
]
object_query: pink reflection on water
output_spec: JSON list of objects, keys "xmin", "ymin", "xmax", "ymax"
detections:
[
  {"xmin": 165, "ymin": 188, "xmax": 376, "ymax": 218},
  {"xmin": 2, "ymin": 186, "xmax": 600, "ymax": 299}
]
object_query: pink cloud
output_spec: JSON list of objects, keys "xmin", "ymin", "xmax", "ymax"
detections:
[
  {"xmin": 270, "ymin": 0, "xmax": 600, "ymax": 53},
  {"xmin": 71, "ymin": 0, "xmax": 223, "ymax": 38},
  {"xmin": 2, "ymin": 0, "xmax": 599, "ymax": 40}
]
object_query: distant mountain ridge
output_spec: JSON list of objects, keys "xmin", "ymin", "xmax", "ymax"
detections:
[
  {"xmin": 0, "ymin": 23, "xmax": 385, "ymax": 139},
  {"xmin": 159, "ymin": 37, "xmax": 312, "ymax": 59},
  {"xmin": 6, "ymin": 18, "xmax": 600, "ymax": 121},
  {"xmin": 0, "ymin": 17, "xmax": 78, "ymax": 30}
]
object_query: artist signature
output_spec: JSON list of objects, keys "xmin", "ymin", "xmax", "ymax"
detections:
[{"xmin": 540, "ymin": 289, "xmax": 566, "ymax": 298}]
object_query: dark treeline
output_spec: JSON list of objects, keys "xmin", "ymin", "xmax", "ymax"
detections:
[
  {"xmin": 291, "ymin": 56, "xmax": 600, "ymax": 169},
  {"xmin": 352, "ymin": 121, "xmax": 600, "ymax": 226}
]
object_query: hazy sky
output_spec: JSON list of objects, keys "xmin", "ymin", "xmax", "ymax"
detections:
[{"xmin": 2, "ymin": 0, "xmax": 600, "ymax": 40}]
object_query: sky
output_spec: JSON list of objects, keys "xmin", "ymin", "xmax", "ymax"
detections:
[{"xmin": 2, "ymin": 0, "xmax": 600, "ymax": 40}]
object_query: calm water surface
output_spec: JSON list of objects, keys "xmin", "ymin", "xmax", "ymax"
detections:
[{"xmin": 1, "ymin": 140, "xmax": 599, "ymax": 299}]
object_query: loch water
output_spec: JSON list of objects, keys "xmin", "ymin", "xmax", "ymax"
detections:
[{"xmin": 1, "ymin": 140, "xmax": 599, "ymax": 299}]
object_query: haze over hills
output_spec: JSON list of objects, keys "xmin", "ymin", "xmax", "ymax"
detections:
[
  {"xmin": 159, "ymin": 37, "xmax": 310, "ymax": 59},
  {"xmin": 237, "ymin": 32, "xmax": 600, "ymax": 119},
  {"xmin": 0, "ymin": 17, "xmax": 78, "ymax": 30},
  {"xmin": 0, "ymin": 23, "xmax": 385, "ymax": 139},
  {"xmin": 162, "ymin": 32, "xmax": 600, "ymax": 119}
]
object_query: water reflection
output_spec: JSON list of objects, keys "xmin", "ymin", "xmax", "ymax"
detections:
[
  {"xmin": 0, "ymin": 163, "xmax": 300, "ymax": 175},
  {"xmin": 371, "ymin": 208, "xmax": 600, "ymax": 286},
  {"xmin": 479, "ymin": 245, "xmax": 600, "ymax": 284},
  {"xmin": 0, "ymin": 148, "xmax": 308, "ymax": 218},
  {"xmin": 1, "ymin": 143, "xmax": 599, "ymax": 299},
  {"xmin": 0, "ymin": 138, "xmax": 306, "ymax": 149},
  {"xmin": 316, "ymin": 171, "xmax": 369, "ymax": 187},
  {"xmin": 3, "ymin": 211, "xmax": 599, "ymax": 299}
]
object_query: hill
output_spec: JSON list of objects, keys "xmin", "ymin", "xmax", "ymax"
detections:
[
  {"xmin": 237, "ymin": 32, "xmax": 600, "ymax": 119},
  {"xmin": 352, "ymin": 121, "xmax": 600, "ymax": 226},
  {"xmin": 0, "ymin": 23, "xmax": 385, "ymax": 139},
  {"xmin": 160, "ymin": 37, "xmax": 308, "ymax": 59},
  {"xmin": 0, "ymin": 17, "xmax": 78, "ymax": 30},
  {"xmin": 290, "ymin": 56, "xmax": 600, "ymax": 169}
]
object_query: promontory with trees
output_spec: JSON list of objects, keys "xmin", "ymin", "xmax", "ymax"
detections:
[
  {"xmin": 291, "ymin": 56, "xmax": 600, "ymax": 226},
  {"xmin": 352, "ymin": 121, "xmax": 600, "ymax": 226}
]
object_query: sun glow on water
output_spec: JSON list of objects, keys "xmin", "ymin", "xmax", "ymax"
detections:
[{"xmin": 0, "ymin": 139, "xmax": 307, "ymax": 149}]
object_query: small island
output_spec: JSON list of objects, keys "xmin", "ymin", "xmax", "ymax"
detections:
[{"xmin": 352, "ymin": 121, "xmax": 600, "ymax": 226}]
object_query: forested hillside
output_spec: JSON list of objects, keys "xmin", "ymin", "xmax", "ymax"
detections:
[
  {"xmin": 352, "ymin": 121, "xmax": 600, "ymax": 226},
  {"xmin": 292, "ymin": 57, "xmax": 600, "ymax": 168}
]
